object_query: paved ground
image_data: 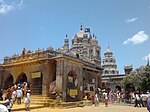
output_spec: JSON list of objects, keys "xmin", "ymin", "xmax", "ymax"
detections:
[{"xmin": 12, "ymin": 103, "xmax": 148, "ymax": 112}]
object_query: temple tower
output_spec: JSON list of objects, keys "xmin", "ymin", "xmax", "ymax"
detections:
[
  {"xmin": 102, "ymin": 47, "xmax": 119, "ymax": 76},
  {"xmin": 70, "ymin": 25, "xmax": 101, "ymax": 66}
]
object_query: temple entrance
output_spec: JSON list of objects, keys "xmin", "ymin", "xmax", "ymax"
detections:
[
  {"xmin": 31, "ymin": 72, "xmax": 43, "ymax": 95},
  {"xmin": 4, "ymin": 74, "xmax": 14, "ymax": 89},
  {"xmin": 66, "ymin": 69, "xmax": 79, "ymax": 102},
  {"xmin": 16, "ymin": 73, "xmax": 27, "ymax": 84}
]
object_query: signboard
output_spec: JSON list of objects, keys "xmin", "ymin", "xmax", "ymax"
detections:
[
  {"xmin": 69, "ymin": 89, "xmax": 78, "ymax": 96},
  {"xmin": 31, "ymin": 72, "xmax": 41, "ymax": 78}
]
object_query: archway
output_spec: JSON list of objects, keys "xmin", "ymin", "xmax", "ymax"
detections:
[
  {"xmin": 16, "ymin": 73, "xmax": 27, "ymax": 84},
  {"xmin": 66, "ymin": 69, "xmax": 79, "ymax": 101},
  {"xmin": 4, "ymin": 74, "xmax": 14, "ymax": 89}
]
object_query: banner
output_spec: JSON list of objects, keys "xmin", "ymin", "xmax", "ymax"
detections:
[
  {"xmin": 31, "ymin": 72, "xmax": 41, "ymax": 78},
  {"xmin": 69, "ymin": 89, "xmax": 78, "ymax": 96}
]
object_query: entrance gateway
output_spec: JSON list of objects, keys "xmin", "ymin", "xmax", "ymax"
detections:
[
  {"xmin": 16, "ymin": 73, "xmax": 27, "ymax": 84},
  {"xmin": 31, "ymin": 72, "xmax": 43, "ymax": 95}
]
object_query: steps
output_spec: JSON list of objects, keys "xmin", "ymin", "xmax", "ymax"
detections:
[
  {"xmin": 30, "ymin": 95, "xmax": 85, "ymax": 108},
  {"xmin": 30, "ymin": 95, "xmax": 51, "ymax": 106},
  {"xmin": 12, "ymin": 95, "xmax": 85, "ymax": 111}
]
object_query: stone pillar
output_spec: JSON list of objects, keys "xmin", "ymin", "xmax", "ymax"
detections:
[
  {"xmin": 56, "ymin": 60, "xmax": 64, "ymax": 97},
  {"xmin": 78, "ymin": 65, "xmax": 83, "ymax": 100},
  {"xmin": 41, "ymin": 63, "xmax": 49, "ymax": 96},
  {"xmin": 0, "ymin": 69, "xmax": 3, "ymax": 88}
]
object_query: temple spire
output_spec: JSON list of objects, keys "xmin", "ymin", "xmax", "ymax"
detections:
[{"xmin": 80, "ymin": 24, "xmax": 83, "ymax": 31}]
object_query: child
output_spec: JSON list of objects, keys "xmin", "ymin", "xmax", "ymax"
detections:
[{"xmin": 24, "ymin": 90, "xmax": 30, "ymax": 111}]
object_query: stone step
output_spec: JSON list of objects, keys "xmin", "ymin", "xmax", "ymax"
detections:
[
  {"xmin": 12, "ymin": 104, "xmax": 44, "ymax": 111},
  {"xmin": 49, "ymin": 101, "xmax": 84, "ymax": 108}
]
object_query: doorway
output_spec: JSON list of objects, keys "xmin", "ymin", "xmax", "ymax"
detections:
[
  {"xmin": 31, "ymin": 72, "xmax": 43, "ymax": 95},
  {"xmin": 16, "ymin": 73, "xmax": 27, "ymax": 84}
]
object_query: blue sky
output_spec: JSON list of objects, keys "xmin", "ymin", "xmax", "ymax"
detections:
[{"xmin": 0, "ymin": 0, "xmax": 150, "ymax": 73}]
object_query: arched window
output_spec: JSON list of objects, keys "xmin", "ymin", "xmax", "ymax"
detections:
[
  {"xmin": 112, "ymin": 70, "xmax": 115, "ymax": 74},
  {"xmin": 105, "ymin": 70, "xmax": 109, "ymax": 74}
]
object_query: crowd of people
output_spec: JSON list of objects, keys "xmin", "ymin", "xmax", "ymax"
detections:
[
  {"xmin": 86, "ymin": 88, "xmax": 150, "ymax": 111},
  {"xmin": 1, "ymin": 85, "xmax": 150, "ymax": 112},
  {"xmin": 0, "ymin": 82, "xmax": 31, "ymax": 111}
]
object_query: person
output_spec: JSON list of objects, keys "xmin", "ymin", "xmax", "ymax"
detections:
[
  {"xmin": 4, "ymin": 98, "xmax": 13, "ymax": 112},
  {"xmin": 134, "ymin": 93, "xmax": 141, "ymax": 107},
  {"xmin": 147, "ymin": 95, "xmax": 150, "ymax": 112},
  {"xmin": 139, "ymin": 93, "xmax": 144, "ymax": 107},
  {"xmin": 16, "ymin": 87, "xmax": 22, "ymax": 104},
  {"xmin": 109, "ymin": 91, "xmax": 113, "ymax": 104},
  {"xmin": 24, "ymin": 90, "xmax": 30, "ymax": 111},
  {"xmin": 0, "ymin": 104, "xmax": 8, "ymax": 112},
  {"xmin": 0, "ymin": 89, "xmax": 3, "ymax": 101},
  {"xmin": 23, "ymin": 82, "xmax": 27, "ymax": 97},
  {"xmin": 11, "ymin": 89, "xmax": 16, "ymax": 103},
  {"xmin": 5, "ymin": 90, "xmax": 11, "ymax": 101},
  {"xmin": 103, "ymin": 91, "xmax": 108, "ymax": 107},
  {"xmin": 94, "ymin": 91, "xmax": 99, "ymax": 107},
  {"xmin": 98, "ymin": 88, "xmax": 102, "ymax": 102}
]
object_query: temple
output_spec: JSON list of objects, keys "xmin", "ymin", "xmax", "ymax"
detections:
[{"xmin": 0, "ymin": 25, "xmax": 102, "ymax": 102}]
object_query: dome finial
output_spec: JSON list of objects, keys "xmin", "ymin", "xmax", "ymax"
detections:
[
  {"xmin": 66, "ymin": 34, "xmax": 68, "ymax": 38},
  {"xmin": 80, "ymin": 24, "xmax": 83, "ymax": 31}
]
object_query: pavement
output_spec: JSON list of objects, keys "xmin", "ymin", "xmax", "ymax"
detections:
[{"xmin": 11, "ymin": 103, "xmax": 148, "ymax": 112}]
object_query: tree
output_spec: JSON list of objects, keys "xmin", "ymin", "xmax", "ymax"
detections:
[{"xmin": 122, "ymin": 66, "xmax": 150, "ymax": 92}]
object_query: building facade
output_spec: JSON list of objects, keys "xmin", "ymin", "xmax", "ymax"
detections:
[
  {"xmin": 102, "ymin": 47, "xmax": 124, "ymax": 91},
  {"xmin": 0, "ymin": 25, "xmax": 102, "ymax": 102}
]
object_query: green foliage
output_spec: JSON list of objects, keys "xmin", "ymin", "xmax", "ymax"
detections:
[{"xmin": 122, "ymin": 66, "xmax": 150, "ymax": 92}]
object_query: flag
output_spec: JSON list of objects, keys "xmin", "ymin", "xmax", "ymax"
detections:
[{"xmin": 85, "ymin": 28, "xmax": 90, "ymax": 33}]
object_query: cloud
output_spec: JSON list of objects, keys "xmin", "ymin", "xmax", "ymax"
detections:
[
  {"xmin": 0, "ymin": 0, "xmax": 24, "ymax": 15},
  {"xmin": 123, "ymin": 31, "xmax": 149, "ymax": 45},
  {"xmin": 125, "ymin": 17, "xmax": 138, "ymax": 23},
  {"xmin": 143, "ymin": 54, "xmax": 150, "ymax": 60}
]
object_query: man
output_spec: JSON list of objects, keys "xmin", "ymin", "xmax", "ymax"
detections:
[
  {"xmin": 147, "ymin": 95, "xmax": 150, "ymax": 112},
  {"xmin": 16, "ymin": 87, "xmax": 22, "ymax": 104},
  {"xmin": 134, "ymin": 93, "xmax": 141, "ymax": 107}
]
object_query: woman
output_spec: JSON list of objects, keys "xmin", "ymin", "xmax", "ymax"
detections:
[{"xmin": 24, "ymin": 90, "xmax": 30, "ymax": 111}]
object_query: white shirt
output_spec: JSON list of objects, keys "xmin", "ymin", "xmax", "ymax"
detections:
[
  {"xmin": 16, "ymin": 89, "xmax": 22, "ymax": 98},
  {"xmin": 0, "ymin": 104, "xmax": 8, "ymax": 112}
]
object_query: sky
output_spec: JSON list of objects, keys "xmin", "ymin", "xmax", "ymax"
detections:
[{"xmin": 0, "ymin": 0, "xmax": 150, "ymax": 73}]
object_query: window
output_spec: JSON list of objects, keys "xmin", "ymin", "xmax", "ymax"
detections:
[
  {"xmin": 90, "ymin": 86, "xmax": 94, "ymax": 91},
  {"xmin": 112, "ymin": 70, "xmax": 115, "ymax": 74},
  {"xmin": 105, "ymin": 70, "xmax": 108, "ymax": 74}
]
